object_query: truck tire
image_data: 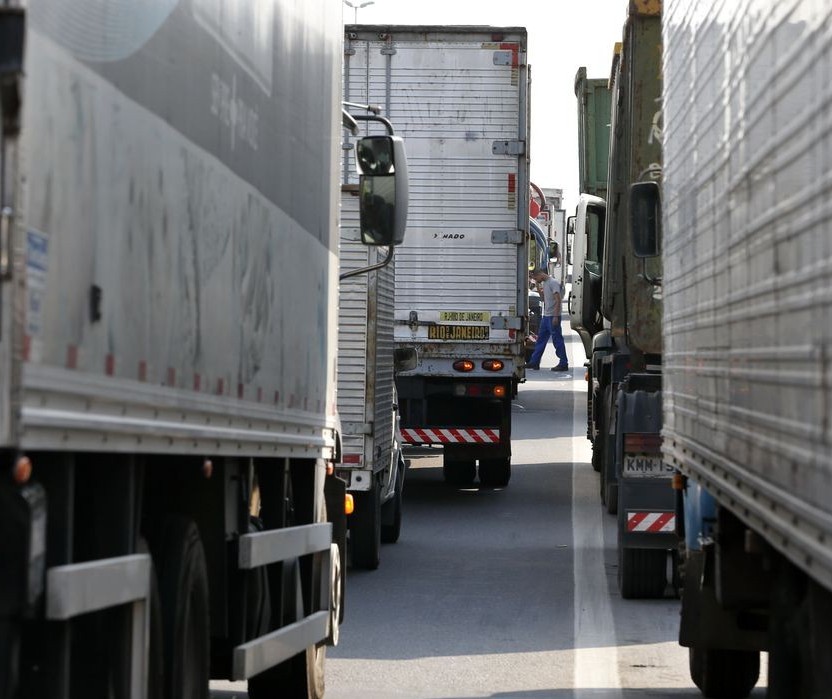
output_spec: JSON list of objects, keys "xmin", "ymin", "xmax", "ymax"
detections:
[
  {"xmin": 689, "ymin": 646, "xmax": 759, "ymax": 698},
  {"xmin": 619, "ymin": 546, "xmax": 667, "ymax": 599},
  {"xmin": 152, "ymin": 516, "xmax": 210, "ymax": 699},
  {"xmin": 443, "ymin": 459, "xmax": 476, "ymax": 486},
  {"xmin": 381, "ymin": 461, "xmax": 404, "ymax": 544},
  {"xmin": 351, "ymin": 479, "xmax": 381, "ymax": 569},
  {"xmin": 478, "ymin": 458, "xmax": 511, "ymax": 488},
  {"xmin": 249, "ymin": 558, "xmax": 326, "ymax": 699}
]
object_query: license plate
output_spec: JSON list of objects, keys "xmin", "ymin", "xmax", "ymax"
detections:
[
  {"xmin": 427, "ymin": 325, "xmax": 490, "ymax": 340},
  {"xmin": 439, "ymin": 311, "xmax": 490, "ymax": 322},
  {"xmin": 622, "ymin": 455, "xmax": 673, "ymax": 478}
]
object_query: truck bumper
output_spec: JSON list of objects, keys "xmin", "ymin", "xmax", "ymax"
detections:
[{"xmin": 396, "ymin": 375, "xmax": 512, "ymax": 459}]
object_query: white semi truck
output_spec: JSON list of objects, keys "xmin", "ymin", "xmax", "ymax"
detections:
[
  {"xmin": 0, "ymin": 2, "xmax": 407, "ymax": 697},
  {"xmin": 344, "ymin": 25, "xmax": 530, "ymax": 488},
  {"xmin": 337, "ymin": 115, "xmax": 409, "ymax": 569}
]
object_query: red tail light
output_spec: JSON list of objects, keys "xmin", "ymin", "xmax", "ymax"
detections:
[{"xmin": 624, "ymin": 433, "xmax": 662, "ymax": 454}]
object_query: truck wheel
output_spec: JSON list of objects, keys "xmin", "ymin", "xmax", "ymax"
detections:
[
  {"xmin": 152, "ymin": 516, "xmax": 210, "ymax": 699},
  {"xmin": 478, "ymin": 458, "xmax": 511, "ymax": 488},
  {"xmin": 381, "ymin": 461, "xmax": 404, "ymax": 544},
  {"xmin": 689, "ymin": 646, "xmax": 759, "ymax": 698},
  {"xmin": 619, "ymin": 547, "xmax": 667, "ymax": 599},
  {"xmin": 351, "ymin": 479, "xmax": 381, "ymax": 569},
  {"xmin": 249, "ymin": 559, "xmax": 326, "ymax": 699},
  {"xmin": 443, "ymin": 459, "xmax": 476, "ymax": 486}
]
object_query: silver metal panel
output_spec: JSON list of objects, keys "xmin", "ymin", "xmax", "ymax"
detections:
[
  {"xmin": 19, "ymin": 364, "xmax": 336, "ymax": 457},
  {"xmin": 232, "ymin": 611, "xmax": 329, "ymax": 680},
  {"xmin": 663, "ymin": 0, "xmax": 832, "ymax": 587},
  {"xmin": 238, "ymin": 523, "xmax": 332, "ymax": 570},
  {"xmin": 343, "ymin": 28, "xmax": 529, "ymax": 356},
  {"xmin": 9, "ymin": 1, "xmax": 343, "ymax": 453},
  {"xmin": 337, "ymin": 185, "xmax": 396, "ymax": 475},
  {"xmin": 337, "ymin": 191, "xmax": 371, "ymax": 461},
  {"xmin": 46, "ymin": 553, "xmax": 150, "ymax": 620}
]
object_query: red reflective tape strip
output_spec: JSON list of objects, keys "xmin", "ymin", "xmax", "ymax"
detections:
[
  {"xmin": 652, "ymin": 512, "xmax": 676, "ymax": 532},
  {"xmin": 402, "ymin": 428, "xmax": 500, "ymax": 444},
  {"xmin": 448, "ymin": 429, "xmax": 475, "ymax": 442},
  {"xmin": 508, "ymin": 173, "xmax": 516, "ymax": 193},
  {"xmin": 628, "ymin": 512, "xmax": 675, "ymax": 533},
  {"xmin": 105, "ymin": 354, "xmax": 115, "ymax": 376},
  {"xmin": 66, "ymin": 345, "xmax": 78, "ymax": 370},
  {"xmin": 627, "ymin": 512, "xmax": 649, "ymax": 531}
]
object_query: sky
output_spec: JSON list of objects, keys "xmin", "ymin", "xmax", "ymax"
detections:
[{"xmin": 342, "ymin": 0, "xmax": 628, "ymax": 213}]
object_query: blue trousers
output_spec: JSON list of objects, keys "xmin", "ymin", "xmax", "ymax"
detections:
[{"xmin": 529, "ymin": 315, "xmax": 568, "ymax": 368}]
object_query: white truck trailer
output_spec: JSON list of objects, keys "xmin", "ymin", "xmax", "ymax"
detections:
[
  {"xmin": 343, "ymin": 25, "xmax": 530, "ymax": 488},
  {"xmin": 0, "ymin": 2, "xmax": 407, "ymax": 697},
  {"xmin": 638, "ymin": 1, "xmax": 832, "ymax": 695},
  {"xmin": 337, "ymin": 145, "xmax": 407, "ymax": 570}
]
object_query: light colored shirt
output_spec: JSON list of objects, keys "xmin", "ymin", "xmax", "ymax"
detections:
[{"xmin": 541, "ymin": 277, "xmax": 561, "ymax": 318}]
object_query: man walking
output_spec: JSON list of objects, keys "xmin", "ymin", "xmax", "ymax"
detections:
[{"xmin": 526, "ymin": 268, "xmax": 569, "ymax": 371}]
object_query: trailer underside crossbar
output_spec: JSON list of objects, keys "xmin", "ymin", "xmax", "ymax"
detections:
[
  {"xmin": 232, "ymin": 610, "xmax": 328, "ymax": 680},
  {"xmin": 238, "ymin": 522, "xmax": 332, "ymax": 569}
]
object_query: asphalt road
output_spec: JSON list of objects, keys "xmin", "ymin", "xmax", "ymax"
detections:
[
  {"xmin": 212, "ymin": 326, "xmax": 767, "ymax": 698},
  {"xmin": 324, "ymin": 331, "xmax": 768, "ymax": 699}
]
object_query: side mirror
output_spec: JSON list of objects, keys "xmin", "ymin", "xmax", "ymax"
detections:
[
  {"xmin": 630, "ymin": 181, "xmax": 661, "ymax": 258},
  {"xmin": 547, "ymin": 240, "xmax": 559, "ymax": 261},
  {"xmin": 393, "ymin": 347, "xmax": 417, "ymax": 373},
  {"xmin": 356, "ymin": 135, "xmax": 409, "ymax": 246},
  {"xmin": 566, "ymin": 215, "xmax": 576, "ymax": 264}
]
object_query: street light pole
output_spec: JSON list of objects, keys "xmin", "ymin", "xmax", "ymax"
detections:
[{"xmin": 343, "ymin": 0, "xmax": 375, "ymax": 23}]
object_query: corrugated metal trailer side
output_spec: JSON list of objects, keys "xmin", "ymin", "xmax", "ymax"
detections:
[
  {"xmin": 663, "ymin": 0, "xmax": 832, "ymax": 602},
  {"xmin": 663, "ymin": 1, "xmax": 832, "ymax": 694},
  {"xmin": 337, "ymin": 184, "xmax": 400, "ymax": 568},
  {"xmin": 344, "ymin": 25, "xmax": 529, "ymax": 358}
]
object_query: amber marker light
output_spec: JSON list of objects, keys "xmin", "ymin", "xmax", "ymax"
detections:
[
  {"xmin": 493, "ymin": 385, "xmax": 507, "ymax": 398},
  {"xmin": 345, "ymin": 493, "xmax": 355, "ymax": 515},
  {"xmin": 453, "ymin": 360, "xmax": 475, "ymax": 372},
  {"xmin": 13, "ymin": 456, "xmax": 32, "ymax": 484},
  {"xmin": 482, "ymin": 359, "xmax": 504, "ymax": 371},
  {"xmin": 672, "ymin": 473, "xmax": 686, "ymax": 491}
]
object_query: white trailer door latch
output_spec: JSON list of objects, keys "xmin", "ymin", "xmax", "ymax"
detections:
[
  {"xmin": 492, "ymin": 140, "xmax": 525, "ymax": 156},
  {"xmin": 490, "ymin": 316, "xmax": 522, "ymax": 330}
]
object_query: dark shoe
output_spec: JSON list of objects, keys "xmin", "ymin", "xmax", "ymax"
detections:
[
  {"xmin": 525, "ymin": 364, "xmax": 540, "ymax": 370},
  {"xmin": 550, "ymin": 365, "xmax": 569, "ymax": 372}
]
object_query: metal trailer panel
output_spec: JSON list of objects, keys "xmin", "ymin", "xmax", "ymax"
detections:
[
  {"xmin": 662, "ymin": 0, "xmax": 832, "ymax": 590},
  {"xmin": 336, "ymin": 188, "xmax": 395, "ymax": 477},
  {"xmin": 574, "ymin": 67, "xmax": 612, "ymax": 201},
  {"xmin": 601, "ymin": 7, "xmax": 663, "ymax": 356},
  {"xmin": 343, "ymin": 26, "xmax": 529, "ymax": 373},
  {"xmin": 4, "ymin": 0, "xmax": 343, "ymax": 455}
]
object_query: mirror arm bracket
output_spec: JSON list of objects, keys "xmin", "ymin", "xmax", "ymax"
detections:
[
  {"xmin": 339, "ymin": 244, "xmax": 394, "ymax": 281},
  {"xmin": 351, "ymin": 113, "xmax": 396, "ymax": 136}
]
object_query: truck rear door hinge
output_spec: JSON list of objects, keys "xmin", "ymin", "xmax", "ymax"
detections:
[
  {"xmin": 492, "ymin": 140, "xmax": 525, "ymax": 156},
  {"xmin": 490, "ymin": 316, "xmax": 523, "ymax": 331},
  {"xmin": 491, "ymin": 229, "xmax": 523, "ymax": 244}
]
